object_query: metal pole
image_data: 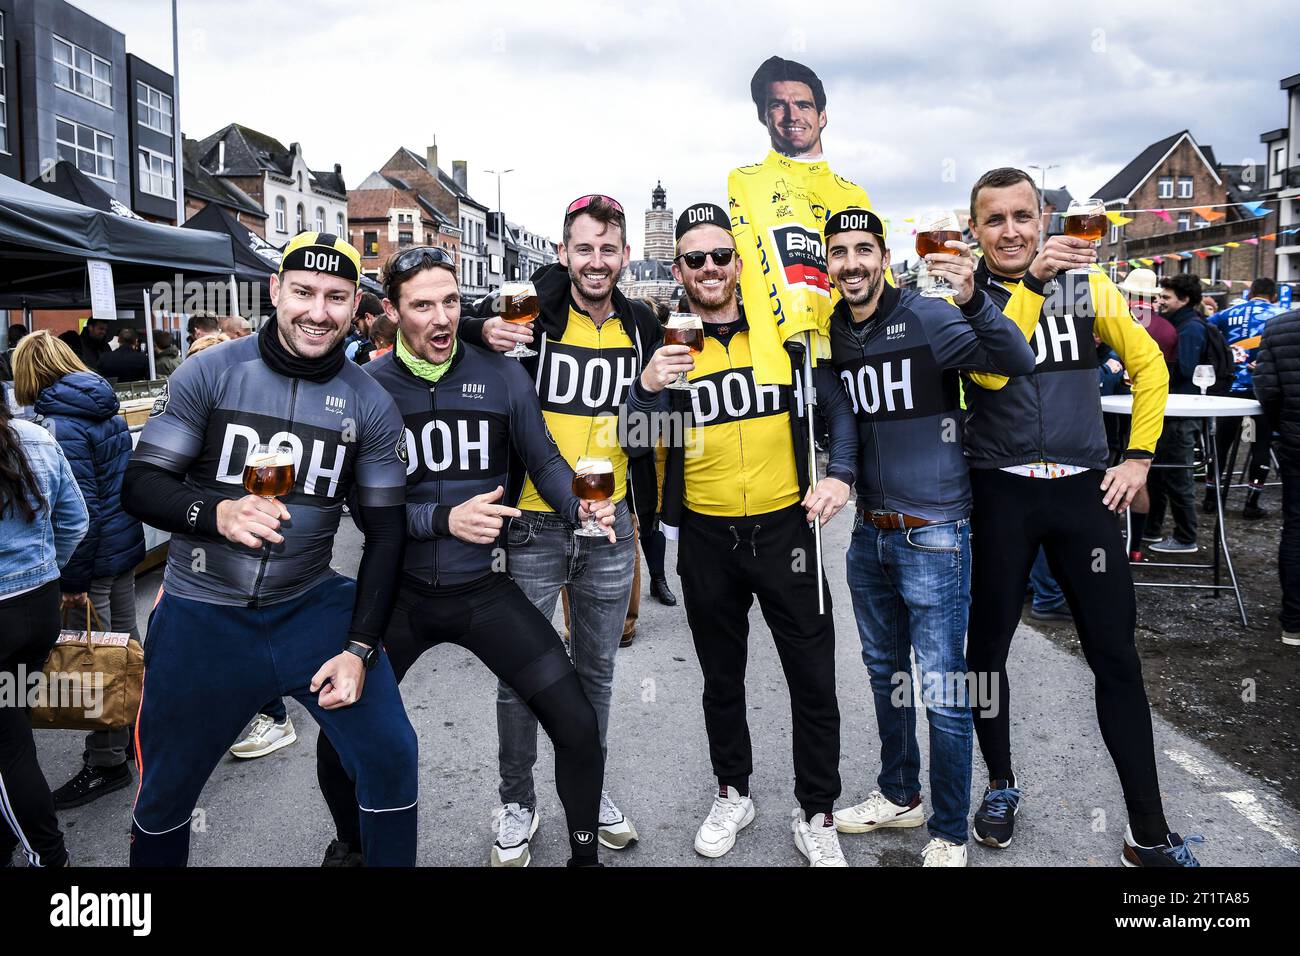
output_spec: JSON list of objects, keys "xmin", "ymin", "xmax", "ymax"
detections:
[
  {"xmin": 229, "ymin": 274, "xmax": 239, "ymax": 319},
  {"xmin": 171, "ymin": 0, "xmax": 185, "ymax": 226},
  {"xmin": 143, "ymin": 289, "xmax": 157, "ymax": 380},
  {"xmin": 800, "ymin": 330, "xmax": 825, "ymax": 615}
]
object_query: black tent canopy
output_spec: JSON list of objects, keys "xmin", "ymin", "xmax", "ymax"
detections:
[
  {"xmin": 0, "ymin": 172, "xmax": 235, "ymax": 310},
  {"xmin": 28, "ymin": 160, "xmax": 144, "ymax": 220}
]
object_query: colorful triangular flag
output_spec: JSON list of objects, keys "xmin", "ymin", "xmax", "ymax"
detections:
[
  {"xmin": 1151, "ymin": 209, "xmax": 1173, "ymax": 224},
  {"xmin": 1191, "ymin": 206, "xmax": 1226, "ymax": 222},
  {"xmin": 1105, "ymin": 211, "xmax": 1134, "ymax": 226}
]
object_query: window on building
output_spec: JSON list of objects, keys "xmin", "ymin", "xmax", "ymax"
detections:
[
  {"xmin": 1109, "ymin": 223, "xmax": 1120, "ymax": 244},
  {"xmin": 53, "ymin": 36, "xmax": 112, "ymax": 106},
  {"xmin": 476, "ymin": 261, "xmax": 484, "ymax": 287},
  {"xmin": 1157, "ymin": 177, "xmax": 1173, "ymax": 199},
  {"xmin": 1275, "ymin": 146, "xmax": 1286, "ymax": 175},
  {"xmin": 1179, "ymin": 258, "xmax": 1191, "ymax": 275},
  {"xmin": 1177, "ymin": 215, "xmax": 1190, "ymax": 232},
  {"xmin": 56, "ymin": 116, "xmax": 113, "ymax": 180},
  {"xmin": 1153, "ymin": 261, "xmax": 1164, "ymax": 280},
  {"xmin": 295, "ymin": 203, "xmax": 305, "ymax": 232},
  {"xmin": 138, "ymin": 147, "xmax": 174, "ymax": 198},
  {"xmin": 0, "ymin": 12, "xmax": 8, "ymax": 154},
  {"xmin": 337, "ymin": 212, "xmax": 346, "ymax": 237},
  {"xmin": 1194, "ymin": 217, "xmax": 1208, "ymax": 230},
  {"xmin": 399, "ymin": 230, "xmax": 413, "ymax": 247},
  {"xmin": 314, "ymin": 207, "xmax": 325, "ymax": 233},
  {"xmin": 275, "ymin": 196, "xmax": 286, "ymax": 233},
  {"xmin": 1109, "ymin": 262, "xmax": 1118, "ymax": 281},
  {"xmin": 1208, "ymin": 255, "xmax": 1221, "ymax": 283},
  {"xmin": 1178, "ymin": 177, "xmax": 1193, "ymax": 199},
  {"xmin": 136, "ymin": 82, "xmax": 173, "ymax": 135},
  {"xmin": 363, "ymin": 231, "xmax": 378, "ymax": 257},
  {"xmin": 297, "ymin": 172, "xmax": 303, "ymax": 191}
]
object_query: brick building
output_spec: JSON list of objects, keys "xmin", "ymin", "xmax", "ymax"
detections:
[
  {"xmin": 1096, "ymin": 130, "xmax": 1275, "ymax": 295},
  {"xmin": 347, "ymin": 172, "xmax": 460, "ymax": 282}
]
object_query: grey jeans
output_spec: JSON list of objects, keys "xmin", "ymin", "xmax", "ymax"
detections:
[
  {"xmin": 85, "ymin": 571, "xmax": 139, "ymax": 768},
  {"xmin": 498, "ymin": 501, "xmax": 635, "ymax": 807}
]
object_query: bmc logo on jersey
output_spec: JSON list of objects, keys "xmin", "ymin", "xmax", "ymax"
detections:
[
  {"xmin": 215, "ymin": 423, "xmax": 350, "ymax": 498},
  {"xmin": 538, "ymin": 343, "xmax": 638, "ymax": 417},
  {"xmin": 769, "ymin": 225, "xmax": 830, "ymax": 297}
]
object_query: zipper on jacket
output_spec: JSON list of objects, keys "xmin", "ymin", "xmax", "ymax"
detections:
[{"xmin": 249, "ymin": 377, "xmax": 297, "ymax": 607}]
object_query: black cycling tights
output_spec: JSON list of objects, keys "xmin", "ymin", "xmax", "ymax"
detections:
[{"xmin": 317, "ymin": 572, "xmax": 604, "ymax": 863}]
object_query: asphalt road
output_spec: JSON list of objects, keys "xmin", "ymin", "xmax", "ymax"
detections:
[{"xmin": 33, "ymin": 513, "xmax": 1300, "ymax": 868}]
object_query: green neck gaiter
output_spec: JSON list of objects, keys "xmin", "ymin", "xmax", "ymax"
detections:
[{"xmin": 397, "ymin": 331, "xmax": 457, "ymax": 383}]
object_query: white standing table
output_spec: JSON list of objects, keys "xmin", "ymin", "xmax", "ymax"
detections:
[{"xmin": 1101, "ymin": 393, "xmax": 1263, "ymax": 625}]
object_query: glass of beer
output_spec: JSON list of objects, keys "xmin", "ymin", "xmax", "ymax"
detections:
[
  {"xmin": 663, "ymin": 313, "xmax": 704, "ymax": 390},
  {"xmin": 572, "ymin": 455, "xmax": 615, "ymax": 537},
  {"xmin": 500, "ymin": 281, "xmax": 539, "ymax": 359},
  {"xmin": 915, "ymin": 210, "xmax": 963, "ymax": 298},
  {"xmin": 1062, "ymin": 198, "xmax": 1107, "ymax": 275},
  {"xmin": 242, "ymin": 442, "xmax": 296, "ymax": 499}
]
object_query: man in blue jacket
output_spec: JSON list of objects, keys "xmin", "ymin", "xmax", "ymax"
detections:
[{"xmin": 821, "ymin": 209, "xmax": 1034, "ymax": 867}]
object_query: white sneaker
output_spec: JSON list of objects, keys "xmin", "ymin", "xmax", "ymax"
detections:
[
  {"xmin": 833, "ymin": 790, "xmax": 925, "ymax": 833},
  {"xmin": 694, "ymin": 786, "xmax": 755, "ymax": 858},
  {"xmin": 1282, "ymin": 631, "xmax": 1300, "ymax": 647},
  {"xmin": 229, "ymin": 713, "xmax": 297, "ymax": 759},
  {"xmin": 598, "ymin": 790, "xmax": 639, "ymax": 849},
  {"xmin": 491, "ymin": 803, "xmax": 539, "ymax": 867},
  {"xmin": 921, "ymin": 837, "xmax": 968, "ymax": 867},
  {"xmin": 791, "ymin": 809, "xmax": 848, "ymax": 867}
]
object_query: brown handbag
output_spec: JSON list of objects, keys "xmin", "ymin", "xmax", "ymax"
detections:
[{"xmin": 29, "ymin": 603, "xmax": 144, "ymax": 732}]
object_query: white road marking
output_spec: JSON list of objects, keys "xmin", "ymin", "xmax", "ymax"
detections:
[{"xmin": 1166, "ymin": 749, "xmax": 1299, "ymax": 854}]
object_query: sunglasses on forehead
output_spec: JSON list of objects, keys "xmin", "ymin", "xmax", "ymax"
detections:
[
  {"xmin": 389, "ymin": 245, "xmax": 456, "ymax": 275},
  {"xmin": 674, "ymin": 248, "xmax": 735, "ymax": 269},
  {"xmin": 565, "ymin": 194, "xmax": 625, "ymax": 217}
]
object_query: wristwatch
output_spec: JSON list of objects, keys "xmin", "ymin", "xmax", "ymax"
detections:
[{"xmin": 342, "ymin": 640, "xmax": 380, "ymax": 670}]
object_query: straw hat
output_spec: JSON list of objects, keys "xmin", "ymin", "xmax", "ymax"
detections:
[{"xmin": 1118, "ymin": 268, "xmax": 1160, "ymax": 297}]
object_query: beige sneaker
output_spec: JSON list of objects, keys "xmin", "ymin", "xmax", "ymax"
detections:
[
  {"xmin": 598, "ymin": 790, "xmax": 639, "ymax": 849},
  {"xmin": 491, "ymin": 804, "xmax": 538, "ymax": 867},
  {"xmin": 921, "ymin": 837, "xmax": 968, "ymax": 867},
  {"xmin": 229, "ymin": 713, "xmax": 297, "ymax": 759},
  {"xmin": 833, "ymin": 790, "xmax": 924, "ymax": 833}
]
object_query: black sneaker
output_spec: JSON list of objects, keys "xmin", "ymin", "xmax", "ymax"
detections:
[
  {"xmin": 1201, "ymin": 490, "xmax": 1220, "ymax": 515},
  {"xmin": 321, "ymin": 839, "xmax": 363, "ymax": 867},
  {"xmin": 1242, "ymin": 503, "xmax": 1268, "ymax": 520},
  {"xmin": 973, "ymin": 781, "xmax": 1021, "ymax": 848},
  {"xmin": 52, "ymin": 762, "xmax": 131, "ymax": 810},
  {"xmin": 1121, "ymin": 827, "xmax": 1203, "ymax": 867},
  {"xmin": 1029, "ymin": 605, "xmax": 1073, "ymax": 624},
  {"xmin": 650, "ymin": 575, "xmax": 677, "ymax": 607}
]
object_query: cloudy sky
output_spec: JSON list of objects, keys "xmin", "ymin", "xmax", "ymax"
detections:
[{"xmin": 85, "ymin": 0, "xmax": 1297, "ymax": 261}]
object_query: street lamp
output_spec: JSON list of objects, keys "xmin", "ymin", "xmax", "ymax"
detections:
[
  {"xmin": 1028, "ymin": 163, "xmax": 1060, "ymax": 192},
  {"xmin": 485, "ymin": 168, "xmax": 515, "ymax": 286}
]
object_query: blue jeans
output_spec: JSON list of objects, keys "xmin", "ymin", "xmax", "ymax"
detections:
[
  {"xmin": 1029, "ymin": 547, "xmax": 1065, "ymax": 613},
  {"xmin": 131, "ymin": 575, "xmax": 418, "ymax": 866},
  {"xmin": 845, "ymin": 514, "xmax": 973, "ymax": 846},
  {"xmin": 499, "ymin": 501, "xmax": 635, "ymax": 806}
]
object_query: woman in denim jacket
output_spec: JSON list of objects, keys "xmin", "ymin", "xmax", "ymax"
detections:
[{"xmin": 0, "ymin": 395, "xmax": 89, "ymax": 867}]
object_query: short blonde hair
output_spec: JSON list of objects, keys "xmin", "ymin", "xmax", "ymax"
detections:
[
  {"xmin": 187, "ymin": 332, "xmax": 231, "ymax": 356},
  {"xmin": 12, "ymin": 330, "xmax": 90, "ymax": 406}
]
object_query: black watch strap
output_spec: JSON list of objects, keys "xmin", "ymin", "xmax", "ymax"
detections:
[{"xmin": 343, "ymin": 640, "xmax": 379, "ymax": 670}]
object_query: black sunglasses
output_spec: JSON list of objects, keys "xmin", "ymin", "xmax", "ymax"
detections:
[
  {"xmin": 674, "ymin": 248, "xmax": 735, "ymax": 269},
  {"xmin": 389, "ymin": 245, "xmax": 456, "ymax": 276}
]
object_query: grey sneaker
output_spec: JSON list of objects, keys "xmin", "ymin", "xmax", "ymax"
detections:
[
  {"xmin": 1148, "ymin": 536, "xmax": 1198, "ymax": 554},
  {"xmin": 229, "ymin": 714, "xmax": 297, "ymax": 759},
  {"xmin": 491, "ymin": 803, "xmax": 539, "ymax": 867},
  {"xmin": 598, "ymin": 790, "xmax": 639, "ymax": 849}
]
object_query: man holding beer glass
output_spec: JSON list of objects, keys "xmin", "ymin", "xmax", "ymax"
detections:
[
  {"xmin": 121, "ymin": 231, "xmax": 419, "ymax": 866},
  {"xmin": 313, "ymin": 246, "xmax": 617, "ymax": 868},
  {"xmin": 459, "ymin": 195, "xmax": 662, "ymax": 860},
  {"xmin": 628, "ymin": 204, "xmax": 858, "ymax": 866},
  {"xmin": 821, "ymin": 208, "xmax": 1034, "ymax": 867},
  {"xmin": 962, "ymin": 169, "xmax": 1200, "ymax": 866}
]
